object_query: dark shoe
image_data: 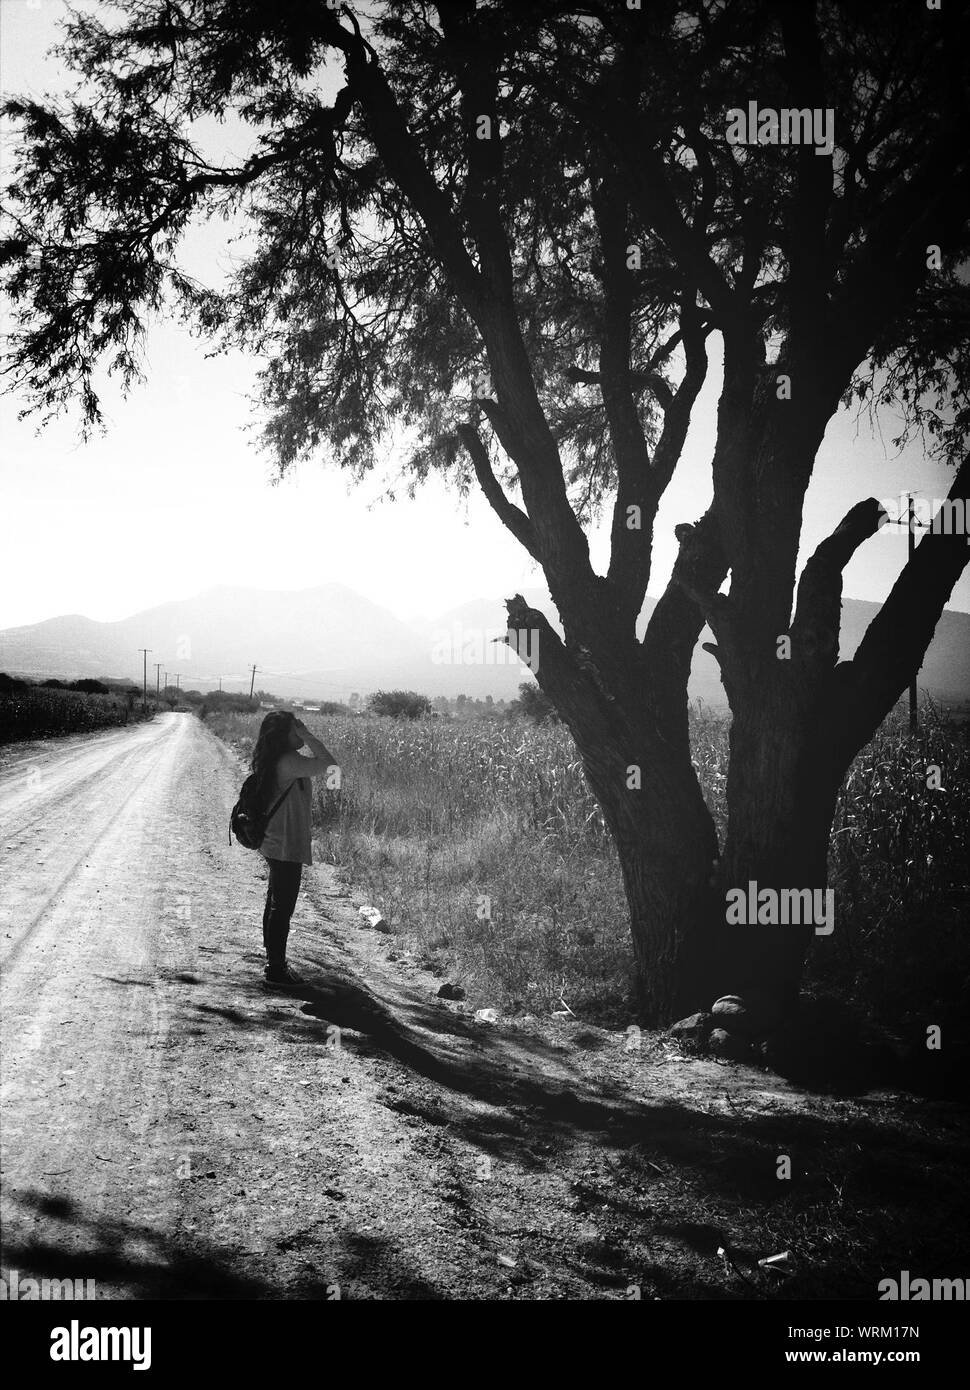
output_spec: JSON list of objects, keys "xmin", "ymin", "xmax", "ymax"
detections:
[{"xmin": 264, "ymin": 964, "xmax": 304, "ymax": 988}]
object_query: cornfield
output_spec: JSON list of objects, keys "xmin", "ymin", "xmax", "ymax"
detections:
[
  {"xmin": 0, "ymin": 686, "xmax": 148, "ymax": 743},
  {"xmin": 824, "ymin": 709, "xmax": 970, "ymax": 1031},
  {"xmin": 209, "ymin": 703, "xmax": 969, "ymax": 1029}
]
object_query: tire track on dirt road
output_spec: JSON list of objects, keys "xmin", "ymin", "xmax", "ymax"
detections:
[
  {"xmin": 0, "ymin": 720, "xmax": 168, "ymax": 839},
  {"xmin": 0, "ymin": 721, "xmax": 180, "ymax": 968},
  {"xmin": 0, "ymin": 715, "xmax": 225, "ymax": 1294}
]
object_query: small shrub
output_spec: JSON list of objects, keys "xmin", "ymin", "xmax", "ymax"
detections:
[
  {"xmin": 508, "ymin": 681, "xmax": 561, "ymax": 725},
  {"xmin": 368, "ymin": 690, "xmax": 431, "ymax": 719}
]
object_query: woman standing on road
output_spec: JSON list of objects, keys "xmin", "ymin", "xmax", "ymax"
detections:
[{"xmin": 250, "ymin": 710, "xmax": 337, "ymax": 987}]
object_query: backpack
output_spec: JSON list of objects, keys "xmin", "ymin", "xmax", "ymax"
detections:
[{"xmin": 229, "ymin": 772, "xmax": 293, "ymax": 850}]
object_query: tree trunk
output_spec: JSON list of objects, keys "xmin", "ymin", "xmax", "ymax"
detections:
[
  {"xmin": 507, "ymin": 593, "xmax": 720, "ymax": 1025},
  {"xmin": 583, "ymin": 733, "xmax": 721, "ymax": 1024},
  {"xmin": 710, "ymin": 699, "xmax": 843, "ymax": 1026}
]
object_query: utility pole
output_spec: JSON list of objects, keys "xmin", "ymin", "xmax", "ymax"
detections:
[
  {"xmin": 138, "ymin": 648, "xmax": 151, "ymax": 714},
  {"xmin": 218, "ymin": 676, "xmax": 222, "ymax": 692},
  {"xmin": 883, "ymin": 493, "xmax": 926, "ymax": 733},
  {"xmin": 154, "ymin": 662, "xmax": 162, "ymax": 705},
  {"xmin": 249, "ymin": 664, "xmax": 258, "ymax": 699}
]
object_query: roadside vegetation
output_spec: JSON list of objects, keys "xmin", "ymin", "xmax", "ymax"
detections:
[
  {"xmin": 0, "ymin": 672, "xmax": 158, "ymax": 743},
  {"xmin": 206, "ymin": 699, "xmax": 970, "ymax": 1040}
]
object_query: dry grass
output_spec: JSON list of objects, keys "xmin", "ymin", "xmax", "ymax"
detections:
[{"xmin": 208, "ymin": 703, "xmax": 969, "ymax": 1030}]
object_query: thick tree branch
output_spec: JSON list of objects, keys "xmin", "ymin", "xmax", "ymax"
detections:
[
  {"xmin": 625, "ymin": 144, "xmax": 737, "ymax": 323},
  {"xmin": 645, "ymin": 511, "xmax": 729, "ymax": 659},
  {"xmin": 590, "ymin": 173, "xmax": 656, "ymax": 612},
  {"xmin": 504, "ymin": 592, "xmax": 632, "ymax": 734},
  {"xmin": 834, "ymin": 452, "xmax": 970, "ymax": 760},
  {"xmin": 336, "ymin": 9, "xmax": 595, "ymax": 601},
  {"xmin": 790, "ymin": 496, "xmax": 887, "ymax": 675},
  {"xmin": 457, "ymin": 422, "xmax": 541, "ymax": 562},
  {"xmin": 568, "ymin": 40, "xmax": 737, "ymax": 326},
  {"xmin": 649, "ymin": 297, "xmax": 709, "ymax": 498},
  {"xmin": 566, "ymin": 365, "xmax": 673, "ymax": 409},
  {"xmin": 640, "ymin": 509, "xmax": 729, "ymax": 745},
  {"xmin": 779, "ymin": 0, "xmax": 834, "ymax": 364},
  {"xmin": 436, "ymin": 3, "xmax": 513, "ymax": 304},
  {"xmin": 329, "ymin": 20, "xmax": 487, "ymax": 315}
]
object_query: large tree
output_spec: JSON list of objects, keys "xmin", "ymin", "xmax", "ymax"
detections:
[{"xmin": 3, "ymin": 0, "xmax": 969, "ymax": 1024}]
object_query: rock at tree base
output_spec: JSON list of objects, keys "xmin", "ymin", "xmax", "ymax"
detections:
[
  {"xmin": 437, "ymin": 982, "xmax": 465, "ymax": 1001},
  {"xmin": 712, "ymin": 995, "xmax": 758, "ymax": 1038},
  {"xmin": 711, "ymin": 993, "xmax": 782, "ymax": 1038},
  {"xmin": 668, "ymin": 1011, "xmax": 713, "ymax": 1052}
]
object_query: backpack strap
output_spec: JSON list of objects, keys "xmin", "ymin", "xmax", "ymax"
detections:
[{"xmin": 264, "ymin": 779, "xmax": 295, "ymax": 825}]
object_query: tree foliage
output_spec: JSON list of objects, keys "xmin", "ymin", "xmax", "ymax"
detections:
[
  {"xmin": 512, "ymin": 680, "xmax": 561, "ymax": 726},
  {"xmin": 368, "ymin": 689, "xmax": 432, "ymax": 719},
  {"xmin": 4, "ymin": 2, "xmax": 966, "ymax": 473}
]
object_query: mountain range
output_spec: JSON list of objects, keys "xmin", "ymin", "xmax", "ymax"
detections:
[{"xmin": 1, "ymin": 582, "xmax": 968, "ymax": 708}]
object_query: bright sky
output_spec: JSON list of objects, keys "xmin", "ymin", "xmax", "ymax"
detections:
[{"xmin": 2, "ymin": 0, "xmax": 967, "ymax": 632}]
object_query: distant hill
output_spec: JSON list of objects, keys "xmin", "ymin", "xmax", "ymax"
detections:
[
  {"xmin": 1, "ymin": 582, "xmax": 968, "ymax": 708},
  {"xmin": 0, "ymin": 583, "xmax": 533, "ymax": 701}
]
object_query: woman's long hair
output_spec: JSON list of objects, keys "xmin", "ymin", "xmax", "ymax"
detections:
[{"xmin": 251, "ymin": 710, "xmax": 296, "ymax": 805}]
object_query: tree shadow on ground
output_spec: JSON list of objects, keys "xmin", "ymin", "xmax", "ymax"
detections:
[
  {"xmin": 186, "ymin": 929, "xmax": 970, "ymax": 1299},
  {"xmin": 0, "ymin": 1188, "xmax": 447, "ymax": 1300}
]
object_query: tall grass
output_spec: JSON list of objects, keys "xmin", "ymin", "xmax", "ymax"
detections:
[
  {"xmin": 824, "ymin": 707, "xmax": 970, "ymax": 1032},
  {"xmin": 0, "ymin": 686, "xmax": 152, "ymax": 744},
  {"xmin": 209, "ymin": 704, "xmax": 969, "ymax": 1030}
]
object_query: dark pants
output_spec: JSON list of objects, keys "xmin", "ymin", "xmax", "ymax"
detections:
[{"xmin": 262, "ymin": 859, "xmax": 303, "ymax": 967}]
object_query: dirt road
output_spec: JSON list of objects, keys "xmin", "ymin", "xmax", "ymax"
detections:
[{"xmin": 1, "ymin": 713, "xmax": 966, "ymax": 1300}]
